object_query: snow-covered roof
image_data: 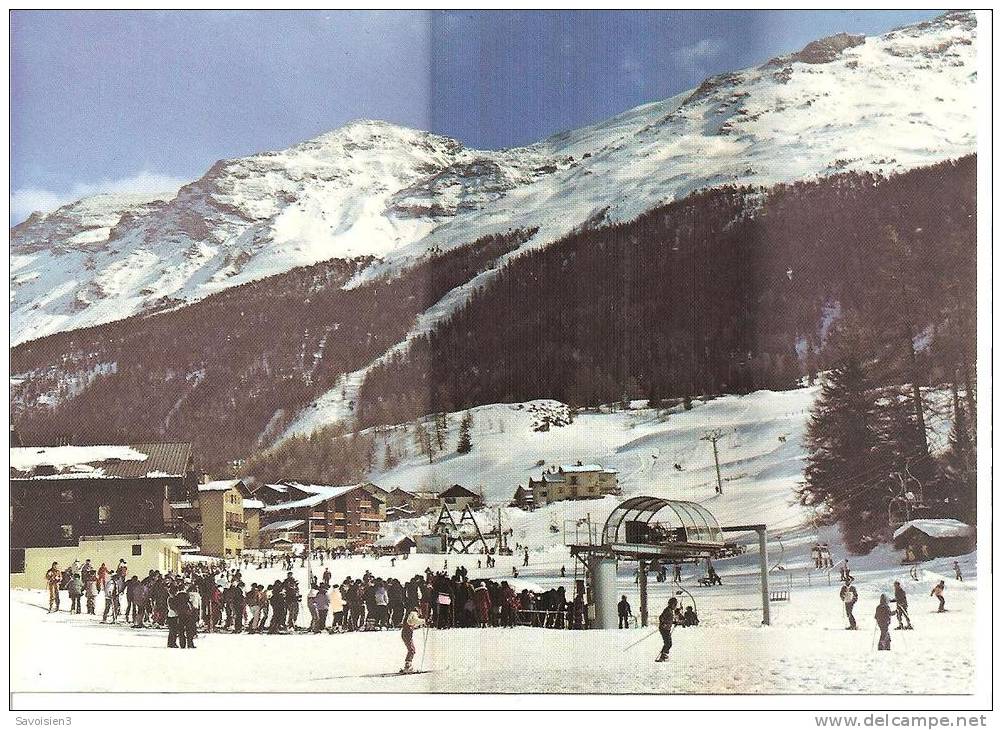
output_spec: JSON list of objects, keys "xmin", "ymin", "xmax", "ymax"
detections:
[
  {"xmin": 10, "ymin": 443, "xmax": 192, "ymax": 480},
  {"xmin": 243, "ymin": 499, "xmax": 265, "ymax": 510},
  {"xmin": 198, "ymin": 479, "xmax": 242, "ymax": 492},
  {"xmin": 542, "ymin": 472, "xmax": 566, "ymax": 483},
  {"xmin": 263, "ymin": 483, "xmax": 363, "ymax": 512},
  {"xmin": 170, "ymin": 501, "xmax": 194, "ymax": 510},
  {"xmin": 372, "ymin": 535, "xmax": 415, "ymax": 548},
  {"xmin": 893, "ymin": 519, "xmax": 974, "ymax": 541},
  {"xmin": 260, "ymin": 519, "xmax": 306, "ymax": 532},
  {"xmin": 561, "ymin": 463, "xmax": 605, "ymax": 473}
]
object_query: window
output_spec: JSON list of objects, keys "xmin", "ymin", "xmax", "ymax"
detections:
[
  {"xmin": 10, "ymin": 549, "xmax": 25, "ymax": 574},
  {"xmin": 98, "ymin": 505, "xmax": 112, "ymax": 524},
  {"xmin": 60, "ymin": 489, "xmax": 74, "ymax": 503},
  {"xmin": 61, "ymin": 524, "xmax": 74, "ymax": 540},
  {"xmin": 131, "ymin": 544, "xmax": 142, "ymax": 556}
]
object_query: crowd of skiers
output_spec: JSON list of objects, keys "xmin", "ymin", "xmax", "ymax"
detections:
[
  {"xmin": 41, "ymin": 548, "xmax": 966, "ymax": 663},
  {"xmin": 42, "ymin": 556, "xmax": 597, "ymax": 650},
  {"xmin": 307, "ymin": 564, "xmax": 593, "ymax": 632}
]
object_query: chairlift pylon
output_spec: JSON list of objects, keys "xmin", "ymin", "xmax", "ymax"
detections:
[{"xmin": 887, "ymin": 460, "xmax": 928, "ymax": 528}]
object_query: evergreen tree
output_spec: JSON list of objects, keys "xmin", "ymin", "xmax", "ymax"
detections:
[
  {"xmin": 799, "ymin": 352, "xmax": 888, "ymax": 554},
  {"xmin": 457, "ymin": 411, "xmax": 473, "ymax": 454},
  {"xmin": 434, "ymin": 412, "xmax": 448, "ymax": 451},
  {"xmin": 875, "ymin": 387, "xmax": 929, "ymax": 479},
  {"xmin": 364, "ymin": 436, "xmax": 376, "ymax": 473},
  {"xmin": 383, "ymin": 442, "xmax": 398, "ymax": 470},
  {"xmin": 414, "ymin": 424, "xmax": 434, "ymax": 464},
  {"xmin": 939, "ymin": 382, "xmax": 976, "ymax": 523}
]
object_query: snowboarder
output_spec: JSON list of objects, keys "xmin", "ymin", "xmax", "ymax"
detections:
[
  {"xmin": 953, "ymin": 561, "xmax": 964, "ymax": 582},
  {"xmin": 840, "ymin": 579, "xmax": 858, "ymax": 630},
  {"xmin": 618, "ymin": 595, "xmax": 632, "ymax": 629},
  {"xmin": 891, "ymin": 581, "xmax": 913, "ymax": 630},
  {"xmin": 400, "ymin": 605, "xmax": 426, "ymax": 673},
  {"xmin": 655, "ymin": 598, "xmax": 678, "ymax": 662},
  {"xmin": 875, "ymin": 594, "xmax": 892, "ymax": 651},
  {"xmin": 931, "ymin": 580, "xmax": 946, "ymax": 612}
]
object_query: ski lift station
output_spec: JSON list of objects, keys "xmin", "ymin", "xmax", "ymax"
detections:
[{"xmin": 567, "ymin": 496, "xmax": 772, "ymax": 628}]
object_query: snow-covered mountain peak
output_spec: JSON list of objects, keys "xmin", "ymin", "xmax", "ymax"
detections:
[
  {"xmin": 10, "ymin": 11, "xmax": 978, "ymax": 346},
  {"xmin": 10, "ymin": 191, "xmax": 173, "ymax": 255}
]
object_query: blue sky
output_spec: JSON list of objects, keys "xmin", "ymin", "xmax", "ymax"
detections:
[{"xmin": 9, "ymin": 9, "xmax": 942, "ymax": 224}]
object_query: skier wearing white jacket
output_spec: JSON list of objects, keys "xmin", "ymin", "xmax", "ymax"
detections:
[
  {"xmin": 374, "ymin": 580, "xmax": 390, "ymax": 628},
  {"xmin": 400, "ymin": 607, "xmax": 426, "ymax": 673}
]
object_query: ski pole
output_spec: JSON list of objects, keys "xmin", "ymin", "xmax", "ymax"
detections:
[
  {"xmin": 871, "ymin": 625, "xmax": 878, "ymax": 651},
  {"xmin": 419, "ymin": 624, "xmax": 431, "ymax": 671},
  {"xmin": 623, "ymin": 626, "xmax": 661, "ymax": 652}
]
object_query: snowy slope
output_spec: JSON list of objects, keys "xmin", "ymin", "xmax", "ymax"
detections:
[
  {"xmin": 10, "ymin": 12, "xmax": 977, "ymax": 347},
  {"xmin": 366, "ymin": 388, "xmax": 817, "ymax": 535},
  {"xmin": 9, "ymin": 122, "xmax": 563, "ymax": 345},
  {"xmin": 348, "ymin": 10, "xmax": 980, "ymax": 285},
  {"xmin": 365, "ymin": 381, "xmax": 959, "ymax": 550}
]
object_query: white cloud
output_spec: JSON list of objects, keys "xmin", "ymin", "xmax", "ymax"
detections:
[
  {"xmin": 10, "ymin": 170, "xmax": 189, "ymax": 225},
  {"xmin": 672, "ymin": 37, "xmax": 725, "ymax": 65}
]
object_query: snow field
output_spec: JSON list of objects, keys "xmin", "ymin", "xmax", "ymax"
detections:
[{"xmin": 9, "ymin": 550, "xmax": 976, "ymax": 693}]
